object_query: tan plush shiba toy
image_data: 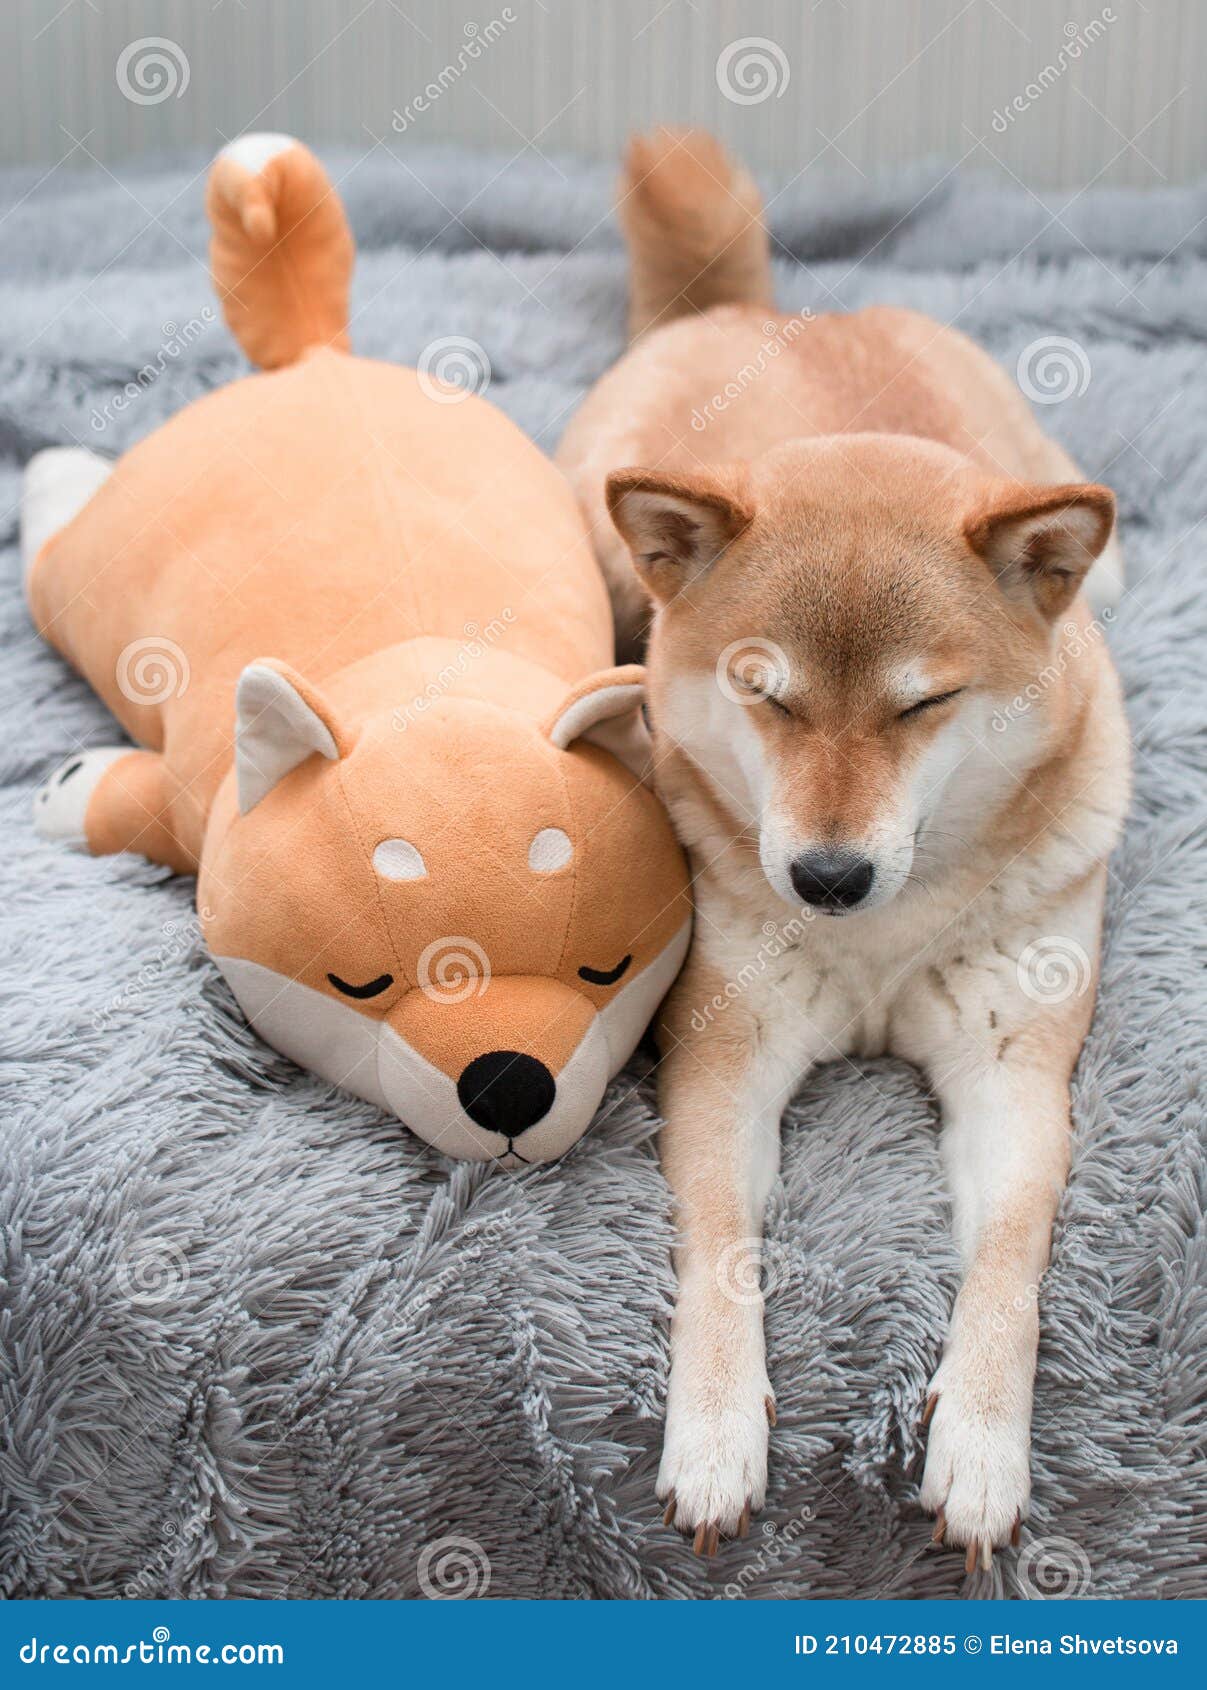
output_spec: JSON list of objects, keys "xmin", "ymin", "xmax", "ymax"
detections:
[{"xmin": 24, "ymin": 135, "xmax": 690, "ymax": 1165}]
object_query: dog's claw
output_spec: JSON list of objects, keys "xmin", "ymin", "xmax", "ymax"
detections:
[
  {"xmin": 1011, "ymin": 1510, "xmax": 1021, "ymax": 1548},
  {"xmin": 965, "ymin": 1540, "xmax": 978, "ymax": 1576},
  {"xmin": 765, "ymin": 1395, "xmax": 777, "ymax": 1428},
  {"xmin": 922, "ymin": 1391, "xmax": 938, "ymax": 1426},
  {"xmin": 663, "ymin": 1491, "xmax": 676, "ymax": 1528},
  {"xmin": 738, "ymin": 1500, "xmax": 751, "ymax": 1539},
  {"xmin": 982, "ymin": 1539, "xmax": 994, "ymax": 1572},
  {"xmin": 931, "ymin": 1508, "xmax": 946, "ymax": 1545},
  {"xmin": 692, "ymin": 1521, "xmax": 720, "ymax": 1558}
]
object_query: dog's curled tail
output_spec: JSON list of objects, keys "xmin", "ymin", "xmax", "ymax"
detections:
[
  {"xmin": 619, "ymin": 128, "xmax": 771, "ymax": 342},
  {"xmin": 206, "ymin": 134, "xmax": 354, "ymax": 370}
]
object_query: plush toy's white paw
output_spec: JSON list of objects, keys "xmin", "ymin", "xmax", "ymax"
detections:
[
  {"xmin": 22, "ymin": 448, "xmax": 111, "ymax": 583},
  {"xmin": 218, "ymin": 133, "xmax": 299, "ymax": 176},
  {"xmin": 657, "ymin": 1368, "xmax": 773, "ymax": 1551},
  {"xmin": 921, "ymin": 1361, "xmax": 1031, "ymax": 1567},
  {"xmin": 33, "ymin": 748, "xmax": 129, "ymax": 848}
]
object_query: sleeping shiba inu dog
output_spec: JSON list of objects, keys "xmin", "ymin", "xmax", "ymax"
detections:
[
  {"xmin": 558, "ymin": 130, "xmax": 1130, "ymax": 1565},
  {"xmin": 24, "ymin": 137, "xmax": 690, "ymax": 1167}
]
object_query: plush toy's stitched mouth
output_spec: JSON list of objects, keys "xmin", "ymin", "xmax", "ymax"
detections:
[
  {"xmin": 328, "ymin": 970, "xmax": 394, "ymax": 999},
  {"xmin": 578, "ymin": 954, "xmax": 632, "ymax": 987}
]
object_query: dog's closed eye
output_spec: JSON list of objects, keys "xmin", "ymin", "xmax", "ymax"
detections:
[
  {"xmin": 578, "ymin": 955, "xmax": 632, "ymax": 988},
  {"xmin": 328, "ymin": 971, "xmax": 394, "ymax": 999},
  {"xmin": 897, "ymin": 687, "xmax": 966, "ymax": 721}
]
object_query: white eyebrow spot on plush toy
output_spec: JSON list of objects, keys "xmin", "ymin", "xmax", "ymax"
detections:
[
  {"xmin": 528, "ymin": 827, "xmax": 573, "ymax": 873},
  {"xmin": 373, "ymin": 838, "xmax": 427, "ymax": 881}
]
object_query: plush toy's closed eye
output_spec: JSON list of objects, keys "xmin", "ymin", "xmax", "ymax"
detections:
[
  {"xmin": 328, "ymin": 971, "xmax": 394, "ymax": 999},
  {"xmin": 578, "ymin": 955, "xmax": 632, "ymax": 987}
]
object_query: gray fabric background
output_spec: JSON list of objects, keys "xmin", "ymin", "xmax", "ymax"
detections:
[{"xmin": 1, "ymin": 145, "xmax": 1204, "ymax": 1600}]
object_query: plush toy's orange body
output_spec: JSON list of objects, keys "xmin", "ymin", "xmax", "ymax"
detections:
[{"xmin": 25, "ymin": 136, "xmax": 691, "ymax": 1164}]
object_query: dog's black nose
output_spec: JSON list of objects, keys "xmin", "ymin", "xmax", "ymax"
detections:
[
  {"xmin": 457, "ymin": 1051, "xmax": 556, "ymax": 1138},
  {"xmin": 790, "ymin": 849, "xmax": 876, "ymax": 911}
]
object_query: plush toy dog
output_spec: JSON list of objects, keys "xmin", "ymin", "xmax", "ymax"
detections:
[{"xmin": 24, "ymin": 136, "xmax": 690, "ymax": 1166}]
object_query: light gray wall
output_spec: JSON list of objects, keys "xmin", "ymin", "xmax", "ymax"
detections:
[{"xmin": 2, "ymin": 0, "xmax": 1201, "ymax": 188}]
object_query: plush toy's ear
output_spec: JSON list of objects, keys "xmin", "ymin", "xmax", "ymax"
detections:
[
  {"xmin": 545, "ymin": 664, "xmax": 653, "ymax": 783},
  {"xmin": 965, "ymin": 482, "xmax": 1116, "ymax": 620},
  {"xmin": 606, "ymin": 465, "xmax": 754, "ymax": 602},
  {"xmin": 235, "ymin": 660, "xmax": 350, "ymax": 814}
]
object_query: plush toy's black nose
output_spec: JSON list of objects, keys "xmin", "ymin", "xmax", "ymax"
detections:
[
  {"xmin": 457, "ymin": 1051, "xmax": 556, "ymax": 1138},
  {"xmin": 790, "ymin": 848, "xmax": 876, "ymax": 911}
]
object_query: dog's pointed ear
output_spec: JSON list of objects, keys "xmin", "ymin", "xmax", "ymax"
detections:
[
  {"xmin": 966, "ymin": 482, "xmax": 1115, "ymax": 620},
  {"xmin": 544, "ymin": 664, "xmax": 653, "ymax": 783},
  {"xmin": 606, "ymin": 465, "xmax": 754, "ymax": 601},
  {"xmin": 235, "ymin": 660, "xmax": 353, "ymax": 813}
]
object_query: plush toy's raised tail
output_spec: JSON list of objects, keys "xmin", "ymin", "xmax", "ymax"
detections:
[{"xmin": 206, "ymin": 134, "xmax": 353, "ymax": 370}]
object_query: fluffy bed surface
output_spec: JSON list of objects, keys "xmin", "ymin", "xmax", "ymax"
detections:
[{"xmin": 1, "ymin": 145, "xmax": 1204, "ymax": 1599}]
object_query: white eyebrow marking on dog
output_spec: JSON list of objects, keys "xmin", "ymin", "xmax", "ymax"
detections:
[
  {"xmin": 887, "ymin": 662, "xmax": 935, "ymax": 709},
  {"xmin": 373, "ymin": 838, "xmax": 427, "ymax": 880},
  {"xmin": 528, "ymin": 827, "xmax": 573, "ymax": 873}
]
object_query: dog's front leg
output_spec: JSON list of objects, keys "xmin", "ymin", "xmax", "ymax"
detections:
[
  {"xmin": 654, "ymin": 970, "xmax": 806, "ymax": 1552},
  {"xmin": 918, "ymin": 1053, "xmax": 1078, "ymax": 1568}
]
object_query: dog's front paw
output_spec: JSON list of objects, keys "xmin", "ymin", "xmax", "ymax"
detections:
[
  {"xmin": 921, "ymin": 1367, "xmax": 1030, "ymax": 1570},
  {"xmin": 657, "ymin": 1374, "xmax": 774, "ymax": 1555}
]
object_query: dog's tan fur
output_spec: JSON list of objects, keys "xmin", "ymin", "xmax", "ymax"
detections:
[{"xmin": 557, "ymin": 130, "xmax": 1131, "ymax": 1566}]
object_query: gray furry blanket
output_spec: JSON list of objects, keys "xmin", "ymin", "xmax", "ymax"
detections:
[{"xmin": 1, "ymin": 145, "xmax": 1204, "ymax": 1601}]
